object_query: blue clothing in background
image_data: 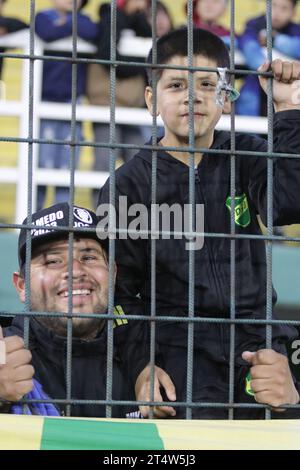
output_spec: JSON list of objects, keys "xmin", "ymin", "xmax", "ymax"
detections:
[
  {"xmin": 237, "ymin": 15, "xmax": 300, "ymax": 116},
  {"xmin": 35, "ymin": 9, "xmax": 97, "ymax": 102},
  {"xmin": 37, "ymin": 119, "xmax": 82, "ymax": 209},
  {"xmin": 11, "ymin": 379, "xmax": 60, "ymax": 416},
  {"xmin": 35, "ymin": 9, "xmax": 97, "ymax": 208}
]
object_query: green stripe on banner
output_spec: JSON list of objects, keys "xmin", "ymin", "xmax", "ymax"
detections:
[{"xmin": 41, "ymin": 419, "xmax": 164, "ymax": 450}]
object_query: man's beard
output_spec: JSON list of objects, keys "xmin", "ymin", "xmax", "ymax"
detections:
[
  {"xmin": 38, "ymin": 313, "xmax": 106, "ymax": 340},
  {"xmin": 33, "ymin": 298, "xmax": 108, "ymax": 340}
]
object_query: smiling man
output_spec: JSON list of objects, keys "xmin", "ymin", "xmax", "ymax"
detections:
[{"xmin": 0, "ymin": 203, "xmax": 133, "ymax": 417}]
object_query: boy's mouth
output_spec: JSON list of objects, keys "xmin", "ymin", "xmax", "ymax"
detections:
[{"xmin": 181, "ymin": 112, "xmax": 205, "ymax": 118}]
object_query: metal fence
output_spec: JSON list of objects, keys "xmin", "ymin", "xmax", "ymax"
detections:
[{"xmin": 1, "ymin": 0, "xmax": 300, "ymax": 422}]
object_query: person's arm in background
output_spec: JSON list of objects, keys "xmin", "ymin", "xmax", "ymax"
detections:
[
  {"xmin": 35, "ymin": 10, "xmax": 97, "ymax": 43},
  {"xmin": 76, "ymin": 12, "xmax": 98, "ymax": 42},
  {"xmin": 0, "ymin": 17, "xmax": 28, "ymax": 35},
  {"xmin": 239, "ymin": 18, "xmax": 266, "ymax": 70},
  {"xmin": 35, "ymin": 11, "xmax": 72, "ymax": 42},
  {"xmin": 274, "ymin": 33, "xmax": 300, "ymax": 61}
]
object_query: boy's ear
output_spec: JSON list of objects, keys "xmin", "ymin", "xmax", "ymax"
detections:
[
  {"xmin": 12, "ymin": 272, "xmax": 26, "ymax": 303},
  {"xmin": 145, "ymin": 86, "xmax": 160, "ymax": 116}
]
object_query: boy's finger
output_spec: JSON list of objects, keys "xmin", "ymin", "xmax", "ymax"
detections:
[
  {"xmin": 281, "ymin": 61, "xmax": 293, "ymax": 83},
  {"xmin": 0, "ymin": 326, "xmax": 6, "ymax": 365},
  {"xmin": 271, "ymin": 59, "xmax": 284, "ymax": 81},
  {"xmin": 292, "ymin": 61, "xmax": 300, "ymax": 80},
  {"xmin": 242, "ymin": 350, "xmax": 257, "ymax": 365}
]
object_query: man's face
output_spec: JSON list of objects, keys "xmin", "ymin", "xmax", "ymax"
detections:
[
  {"xmin": 14, "ymin": 238, "xmax": 111, "ymax": 339},
  {"xmin": 272, "ymin": 0, "xmax": 295, "ymax": 30},
  {"xmin": 52, "ymin": 0, "xmax": 82, "ymax": 13},
  {"xmin": 146, "ymin": 55, "xmax": 226, "ymax": 148},
  {"xmin": 195, "ymin": 0, "xmax": 228, "ymax": 23}
]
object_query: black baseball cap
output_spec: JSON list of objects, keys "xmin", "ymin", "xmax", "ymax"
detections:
[{"xmin": 18, "ymin": 203, "xmax": 105, "ymax": 268}]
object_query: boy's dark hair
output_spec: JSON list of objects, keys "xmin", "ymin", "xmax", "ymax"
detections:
[
  {"xmin": 146, "ymin": 27, "xmax": 230, "ymax": 86},
  {"xmin": 290, "ymin": 0, "xmax": 298, "ymax": 7}
]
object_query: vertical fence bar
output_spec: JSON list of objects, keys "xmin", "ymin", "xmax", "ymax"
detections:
[
  {"xmin": 186, "ymin": 0, "xmax": 195, "ymax": 420},
  {"xmin": 265, "ymin": 0, "xmax": 274, "ymax": 420},
  {"xmin": 149, "ymin": 0, "xmax": 158, "ymax": 420},
  {"xmin": 23, "ymin": 0, "xmax": 36, "ymax": 354},
  {"xmin": 106, "ymin": 0, "xmax": 117, "ymax": 418},
  {"xmin": 65, "ymin": 0, "xmax": 80, "ymax": 417},
  {"xmin": 228, "ymin": 0, "xmax": 236, "ymax": 420}
]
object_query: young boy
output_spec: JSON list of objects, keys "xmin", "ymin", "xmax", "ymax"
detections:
[
  {"xmin": 35, "ymin": 0, "xmax": 97, "ymax": 209},
  {"xmin": 98, "ymin": 27, "xmax": 300, "ymax": 419},
  {"xmin": 237, "ymin": 0, "xmax": 300, "ymax": 116}
]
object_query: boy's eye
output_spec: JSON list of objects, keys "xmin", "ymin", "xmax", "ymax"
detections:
[
  {"xmin": 169, "ymin": 82, "xmax": 184, "ymax": 89},
  {"xmin": 201, "ymin": 81, "xmax": 216, "ymax": 90}
]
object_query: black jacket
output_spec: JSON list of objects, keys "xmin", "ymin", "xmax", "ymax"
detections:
[
  {"xmin": 5, "ymin": 316, "xmax": 134, "ymax": 418},
  {"xmin": 98, "ymin": 110, "xmax": 300, "ymax": 382}
]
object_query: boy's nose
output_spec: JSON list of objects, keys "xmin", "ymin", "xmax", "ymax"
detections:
[{"xmin": 184, "ymin": 90, "xmax": 203, "ymax": 104}]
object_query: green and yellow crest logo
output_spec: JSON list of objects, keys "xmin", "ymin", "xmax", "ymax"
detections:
[
  {"xmin": 245, "ymin": 371, "xmax": 255, "ymax": 397},
  {"xmin": 226, "ymin": 193, "xmax": 251, "ymax": 228},
  {"xmin": 113, "ymin": 305, "xmax": 128, "ymax": 329}
]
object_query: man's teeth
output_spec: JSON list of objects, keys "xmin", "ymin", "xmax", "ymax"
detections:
[{"xmin": 61, "ymin": 289, "xmax": 91, "ymax": 297}]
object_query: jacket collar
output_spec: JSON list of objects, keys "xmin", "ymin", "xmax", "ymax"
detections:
[
  {"xmin": 10, "ymin": 315, "xmax": 108, "ymax": 359},
  {"xmin": 136, "ymin": 130, "xmax": 231, "ymax": 170}
]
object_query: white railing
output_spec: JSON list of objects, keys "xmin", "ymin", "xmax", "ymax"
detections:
[{"xmin": 0, "ymin": 30, "xmax": 269, "ymax": 223}]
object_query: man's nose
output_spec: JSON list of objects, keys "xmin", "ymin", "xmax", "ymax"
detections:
[{"xmin": 63, "ymin": 258, "xmax": 86, "ymax": 279}]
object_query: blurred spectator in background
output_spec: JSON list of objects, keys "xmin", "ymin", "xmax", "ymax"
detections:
[
  {"xmin": 35, "ymin": 0, "xmax": 97, "ymax": 209},
  {"xmin": 237, "ymin": 0, "xmax": 300, "ymax": 116},
  {"xmin": 0, "ymin": 0, "xmax": 28, "ymax": 78},
  {"xmin": 185, "ymin": 0, "xmax": 233, "ymax": 47},
  {"xmin": 87, "ymin": 0, "xmax": 152, "ymax": 208},
  {"xmin": 146, "ymin": 0, "xmax": 173, "ymax": 38}
]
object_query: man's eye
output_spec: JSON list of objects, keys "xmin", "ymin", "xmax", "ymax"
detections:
[
  {"xmin": 45, "ymin": 259, "xmax": 61, "ymax": 266},
  {"xmin": 82, "ymin": 255, "xmax": 97, "ymax": 262}
]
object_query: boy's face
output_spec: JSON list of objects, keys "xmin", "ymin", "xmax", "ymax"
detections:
[
  {"xmin": 145, "ymin": 55, "xmax": 228, "ymax": 148},
  {"xmin": 272, "ymin": 0, "xmax": 296, "ymax": 30},
  {"xmin": 195, "ymin": 0, "xmax": 228, "ymax": 23},
  {"xmin": 52, "ymin": 0, "xmax": 82, "ymax": 13}
]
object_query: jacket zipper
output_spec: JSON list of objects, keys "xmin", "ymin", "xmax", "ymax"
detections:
[{"xmin": 194, "ymin": 166, "xmax": 227, "ymax": 359}]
